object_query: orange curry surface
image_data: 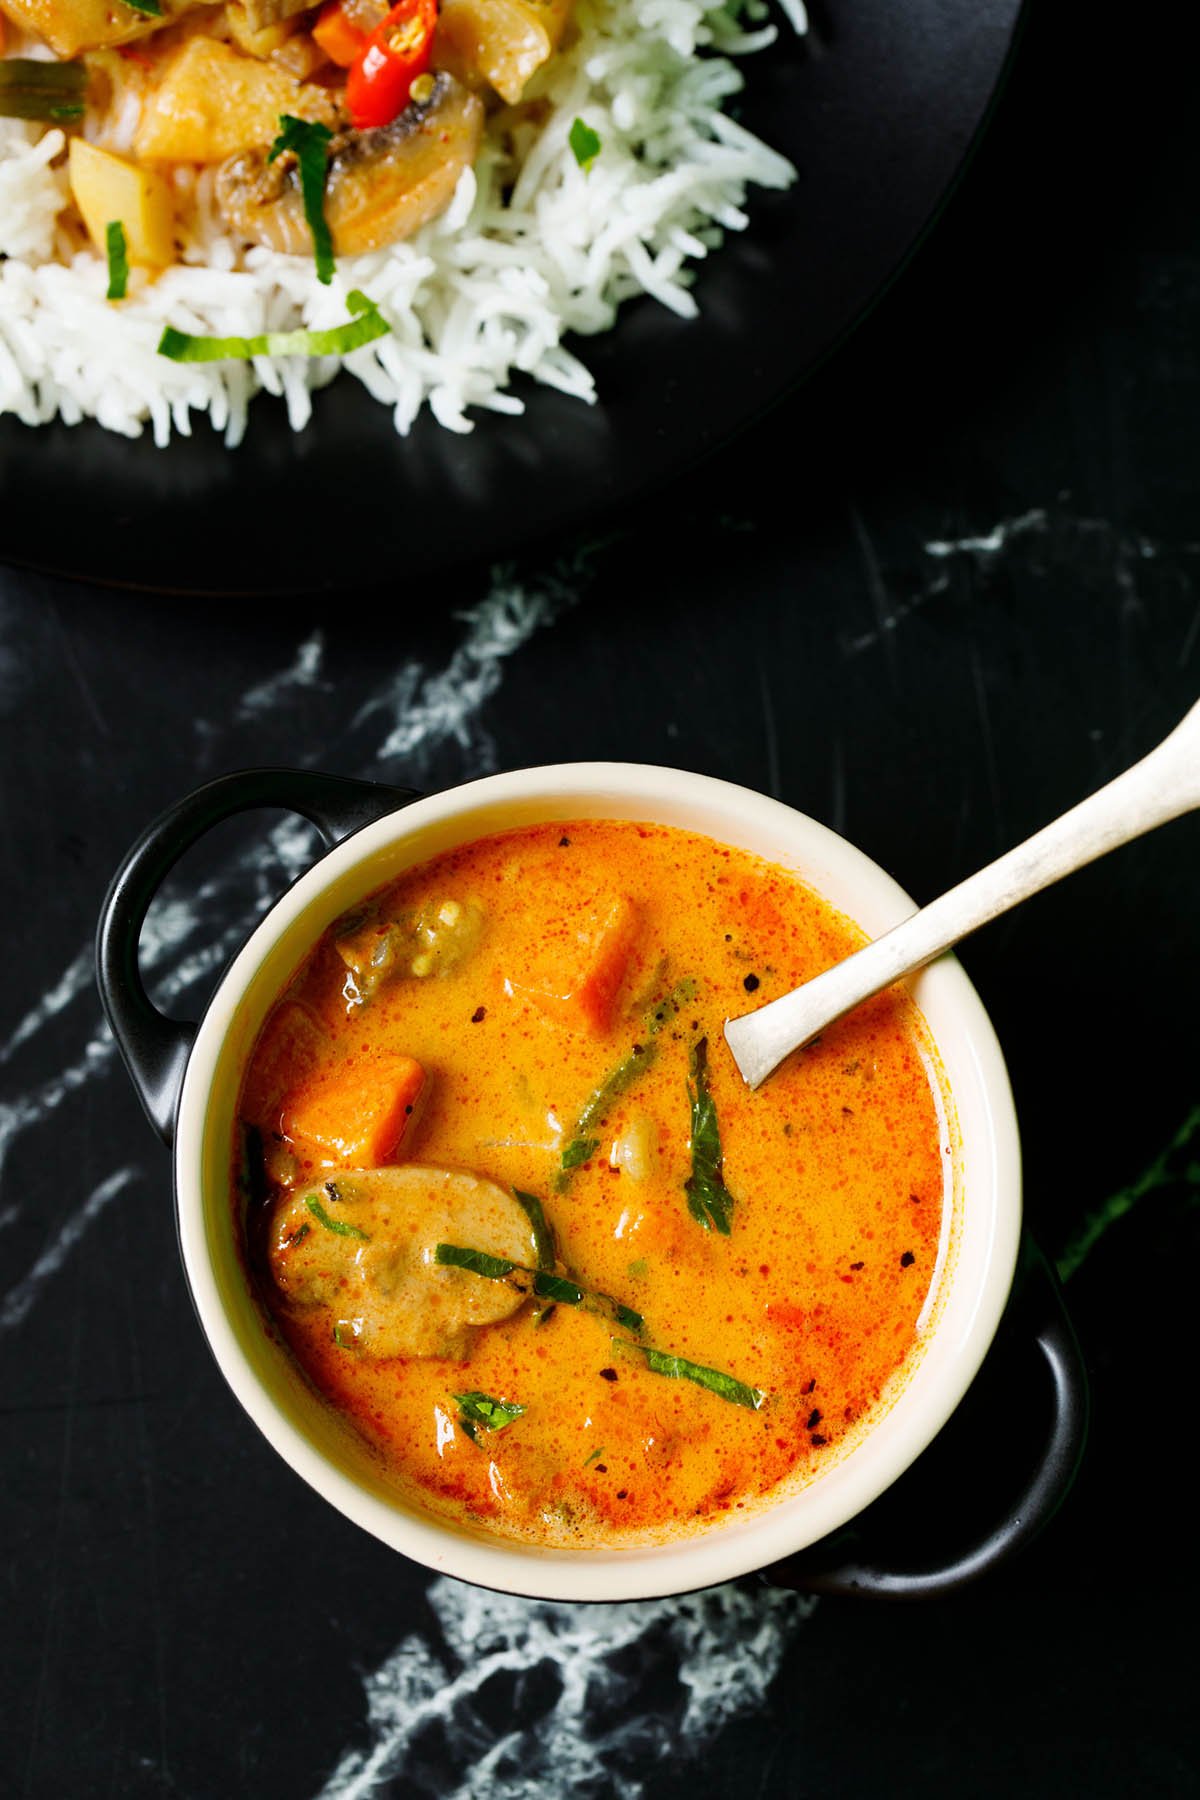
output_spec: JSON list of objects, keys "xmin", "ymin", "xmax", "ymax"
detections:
[{"xmin": 236, "ymin": 820, "xmax": 948, "ymax": 1549}]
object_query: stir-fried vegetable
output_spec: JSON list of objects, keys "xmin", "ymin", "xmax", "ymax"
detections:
[
  {"xmin": 346, "ymin": 0, "xmax": 437, "ymax": 129},
  {"xmin": 69, "ymin": 139, "xmax": 176, "ymax": 269},
  {"xmin": 0, "ymin": 57, "xmax": 86, "ymax": 122}
]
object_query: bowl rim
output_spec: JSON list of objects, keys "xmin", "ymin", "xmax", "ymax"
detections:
[{"xmin": 174, "ymin": 761, "xmax": 1022, "ymax": 1600}]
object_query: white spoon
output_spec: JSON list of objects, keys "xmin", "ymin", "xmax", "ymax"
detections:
[{"xmin": 724, "ymin": 699, "xmax": 1200, "ymax": 1089}]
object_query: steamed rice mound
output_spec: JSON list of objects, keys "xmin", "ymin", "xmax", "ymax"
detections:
[{"xmin": 0, "ymin": 0, "xmax": 801, "ymax": 445}]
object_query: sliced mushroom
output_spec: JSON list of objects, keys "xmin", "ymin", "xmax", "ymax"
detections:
[
  {"xmin": 268, "ymin": 1165, "xmax": 538, "ymax": 1359},
  {"xmin": 0, "ymin": 0, "xmax": 201, "ymax": 57},
  {"xmin": 215, "ymin": 72, "xmax": 484, "ymax": 258}
]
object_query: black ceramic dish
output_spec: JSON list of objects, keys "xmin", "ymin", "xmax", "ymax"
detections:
[
  {"xmin": 96, "ymin": 766, "xmax": 1086, "ymax": 1596},
  {"xmin": 1, "ymin": 0, "xmax": 1023, "ymax": 596}
]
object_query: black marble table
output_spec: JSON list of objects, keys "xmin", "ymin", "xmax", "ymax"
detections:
[{"xmin": 2, "ymin": 6, "xmax": 1197, "ymax": 1795}]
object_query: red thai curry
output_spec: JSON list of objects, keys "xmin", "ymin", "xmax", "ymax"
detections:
[{"xmin": 235, "ymin": 819, "xmax": 949, "ymax": 1548}]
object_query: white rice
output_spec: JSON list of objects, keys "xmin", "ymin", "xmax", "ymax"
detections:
[{"xmin": 0, "ymin": 0, "xmax": 803, "ymax": 444}]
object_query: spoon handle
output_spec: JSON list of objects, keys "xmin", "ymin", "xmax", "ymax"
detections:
[{"xmin": 725, "ymin": 699, "xmax": 1200, "ymax": 1089}]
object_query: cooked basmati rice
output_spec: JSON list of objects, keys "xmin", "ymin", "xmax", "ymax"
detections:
[{"xmin": 0, "ymin": 0, "xmax": 802, "ymax": 445}]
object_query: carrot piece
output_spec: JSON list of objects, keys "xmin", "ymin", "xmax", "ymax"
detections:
[
  {"xmin": 312, "ymin": 2, "xmax": 368, "ymax": 67},
  {"xmin": 515, "ymin": 895, "xmax": 640, "ymax": 1035},
  {"xmin": 282, "ymin": 1052, "xmax": 428, "ymax": 1171}
]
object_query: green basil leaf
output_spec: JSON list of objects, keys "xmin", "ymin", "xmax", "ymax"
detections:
[
  {"xmin": 454, "ymin": 1391, "xmax": 526, "ymax": 1433},
  {"xmin": 122, "ymin": 0, "xmax": 162, "ymax": 15},
  {"xmin": 533, "ymin": 1271, "xmax": 583, "ymax": 1306},
  {"xmin": 439, "ymin": 1237, "xmax": 642, "ymax": 1336},
  {"xmin": 305, "ymin": 1195, "xmax": 369, "ymax": 1240},
  {"xmin": 268, "ymin": 113, "xmax": 334, "ymax": 285},
  {"xmin": 684, "ymin": 1036, "xmax": 736, "ymax": 1235},
  {"xmin": 558, "ymin": 979, "xmax": 696, "ymax": 1189},
  {"xmin": 615, "ymin": 1340, "xmax": 765, "ymax": 1410},
  {"xmin": 560, "ymin": 1136, "xmax": 600, "ymax": 1172},
  {"xmin": 105, "ymin": 220, "xmax": 129, "ymax": 302},
  {"xmin": 435, "ymin": 1243, "xmax": 518, "ymax": 1280},
  {"xmin": 158, "ymin": 289, "xmax": 389, "ymax": 363},
  {"xmin": 569, "ymin": 117, "xmax": 601, "ymax": 170}
]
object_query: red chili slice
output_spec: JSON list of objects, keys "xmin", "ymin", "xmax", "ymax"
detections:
[{"xmin": 346, "ymin": 0, "xmax": 438, "ymax": 131}]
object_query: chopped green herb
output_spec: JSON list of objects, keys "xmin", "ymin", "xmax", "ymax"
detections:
[
  {"xmin": 0, "ymin": 58, "xmax": 87, "ymax": 122},
  {"xmin": 569, "ymin": 117, "xmax": 601, "ymax": 171},
  {"xmin": 122, "ymin": 0, "xmax": 162, "ymax": 15},
  {"xmin": 332, "ymin": 1322, "xmax": 353, "ymax": 1348},
  {"xmin": 583, "ymin": 1446, "xmax": 606, "ymax": 1468},
  {"xmin": 157, "ymin": 288, "xmax": 389, "ymax": 364},
  {"xmin": 435, "ymin": 1243, "xmax": 519, "ymax": 1281},
  {"xmin": 268, "ymin": 113, "xmax": 335, "ymax": 285},
  {"xmin": 514, "ymin": 1188, "xmax": 556, "ymax": 1268},
  {"xmin": 454, "ymin": 1392, "xmax": 526, "ymax": 1441},
  {"xmin": 285, "ymin": 1223, "xmax": 311, "ymax": 1249},
  {"xmin": 573, "ymin": 1049, "xmax": 656, "ymax": 1143},
  {"xmin": 645, "ymin": 976, "xmax": 699, "ymax": 1034},
  {"xmin": 533, "ymin": 1271, "xmax": 584, "ymax": 1307},
  {"xmin": 305, "ymin": 1194, "xmax": 370, "ymax": 1240},
  {"xmin": 684, "ymin": 1036, "xmax": 736, "ymax": 1235},
  {"xmin": 557, "ymin": 978, "xmax": 697, "ymax": 1187},
  {"xmin": 614, "ymin": 1339, "xmax": 765, "ymax": 1410},
  {"xmin": 435, "ymin": 1242, "xmax": 642, "ymax": 1336},
  {"xmin": 514, "ymin": 1186, "xmax": 558, "ymax": 1325},
  {"xmin": 105, "ymin": 221, "xmax": 129, "ymax": 302},
  {"xmin": 560, "ymin": 1136, "xmax": 600, "ymax": 1173},
  {"xmin": 627, "ymin": 1258, "xmax": 649, "ymax": 1280}
]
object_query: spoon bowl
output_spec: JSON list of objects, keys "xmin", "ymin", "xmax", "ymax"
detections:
[{"xmin": 725, "ymin": 701, "xmax": 1200, "ymax": 1089}]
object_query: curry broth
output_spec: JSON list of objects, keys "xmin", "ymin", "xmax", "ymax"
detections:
[{"xmin": 236, "ymin": 820, "xmax": 949, "ymax": 1548}]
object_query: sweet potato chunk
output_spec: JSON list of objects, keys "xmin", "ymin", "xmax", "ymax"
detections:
[
  {"xmin": 508, "ymin": 895, "xmax": 640, "ymax": 1035},
  {"xmin": 282, "ymin": 1052, "xmax": 427, "ymax": 1173}
]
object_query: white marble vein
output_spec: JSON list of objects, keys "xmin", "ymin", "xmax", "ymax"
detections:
[
  {"xmin": 316, "ymin": 1578, "xmax": 813, "ymax": 1800},
  {"xmin": 237, "ymin": 629, "xmax": 327, "ymax": 720},
  {"xmin": 0, "ymin": 948, "xmax": 93, "ymax": 1068},
  {"xmin": 0, "ymin": 1165, "xmax": 139, "ymax": 1332},
  {"xmin": 843, "ymin": 504, "xmax": 1174, "ymax": 659},
  {"xmin": 361, "ymin": 566, "xmax": 583, "ymax": 770}
]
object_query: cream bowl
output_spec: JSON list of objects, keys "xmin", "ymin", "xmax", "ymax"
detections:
[{"xmin": 97, "ymin": 763, "xmax": 1084, "ymax": 1601}]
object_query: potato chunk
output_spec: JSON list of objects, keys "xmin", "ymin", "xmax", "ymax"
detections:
[
  {"xmin": 133, "ymin": 37, "xmax": 336, "ymax": 165},
  {"xmin": 0, "ymin": 0, "xmax": 196, "ymax": 58},
  {"xmin": 68, "ymin": 139, "xmax": 175, "ymax": 271},
  {"xmin": 434, "ymin": 0, "xmax": 572, "ymax": 104},
  {"xmin": 268, "ymin": 1166, "xmax": 538, "ymax": 1358}
]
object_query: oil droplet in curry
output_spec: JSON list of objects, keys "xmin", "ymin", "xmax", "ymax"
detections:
[{"xmin": 235, "ymin": 821, "xmax": 951, "ymax": 1549}]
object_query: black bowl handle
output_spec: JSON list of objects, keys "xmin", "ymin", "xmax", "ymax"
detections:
[
  {"xmin": 96, "ymin": 768, "xmax": 418, "ymax": 1146},
  {"xmin": 761, "ymin": 1235, "xmax": 1088, "ymax": 1597}
]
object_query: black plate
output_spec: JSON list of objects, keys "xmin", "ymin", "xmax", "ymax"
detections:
[{"xmin": 0, "ymin": 0, "xmax": 1022, "ymax": 594}]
